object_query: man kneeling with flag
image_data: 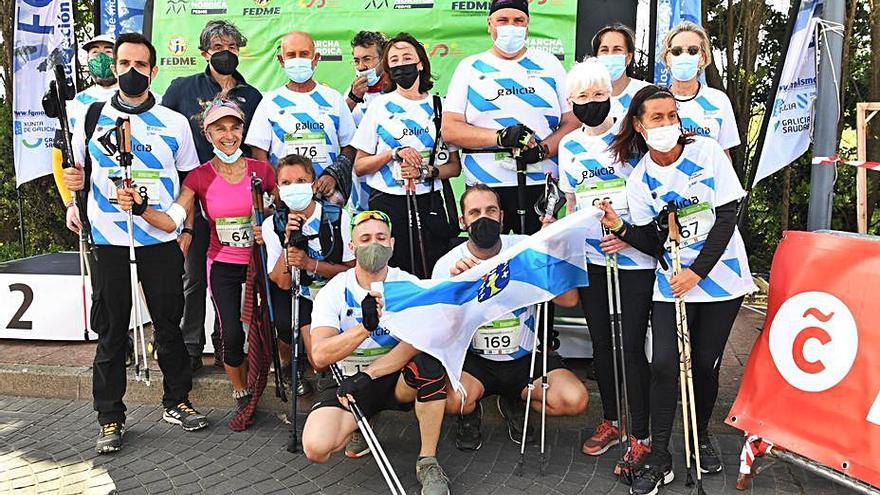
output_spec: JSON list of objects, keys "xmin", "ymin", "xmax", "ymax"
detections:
[
  {"xmin": 432, "ymin": 185, "xmax": 589, "ymax": 451},
  {"xmin": 302, "ymin": 210, "xmax": 450, "ymax": 495}
]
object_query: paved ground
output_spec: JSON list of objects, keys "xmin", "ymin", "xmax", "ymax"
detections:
[{"xmin": 0, "ymin": 394, "xmax": 850, "ymax": 495}]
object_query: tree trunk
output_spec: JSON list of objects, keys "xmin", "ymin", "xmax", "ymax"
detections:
[
  {"xmin": 867, "ymin": 0, "xmax": 880, "ymax": 232},
  {"xmin": 781, "ymin": 167, "xmax": 791, "ymax": 232}
]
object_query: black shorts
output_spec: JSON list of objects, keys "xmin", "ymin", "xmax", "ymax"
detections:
[
  {"xmin": 311, "ymin": 371, "xmax": 414, "ymax": 420},
  {"xmin": 269, "ymin": 282, "xmax": 313, "ymax": 345},
  {"xmin": 463, "ymin": 351, "xmax": 566, "ymax": 398}
]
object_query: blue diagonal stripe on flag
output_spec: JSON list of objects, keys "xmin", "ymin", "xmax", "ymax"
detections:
[{"xmin": 378, "ymin": 207, "xmax": 600, "ymax": 392}]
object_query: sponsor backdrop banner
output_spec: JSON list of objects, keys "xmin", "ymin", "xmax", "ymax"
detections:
[
  {"xmin": 727, "ymin": 231, "xmax": 880, "ymax": 489},
  {"xmin": 12, "ymin": 0, "xmax": 77, "ymax": 186},
  {"xmin": 149, "ymin": 0, "xmax": 578, "ymax": 95},
  {"xmin": 751, "ymin": 0, "xmax": 822, "ymax": 186}
]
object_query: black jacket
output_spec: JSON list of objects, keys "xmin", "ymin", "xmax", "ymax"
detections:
[{"xmin": 161, "ymin": 65, "xmax": 263, "ymax": 164}]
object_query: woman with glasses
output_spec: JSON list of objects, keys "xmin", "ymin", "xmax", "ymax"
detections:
[
  {"xmin": 557, "ymin": 58, "xmax": 655, "ymax": 472},
  {"xmin": 350, "ymin": 32, "xmax": 461, "ymax": 278},
  {"xmin": 661, "ymin": 22, "xmax": 739, "ymax": 157},
  {"xmin": 118, "ymin": 99, "xmax": 276, "ymax": 426}
]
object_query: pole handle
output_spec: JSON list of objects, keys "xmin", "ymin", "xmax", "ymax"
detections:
[{"xmin": 668, "ymin": 210, "xmax": 681, "ymax": 243}]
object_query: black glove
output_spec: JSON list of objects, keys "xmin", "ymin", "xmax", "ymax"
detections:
[
  {"xmin": 654, "ymin": 201, "xmax": 681, "ymax": 244},
  {"xmin": 519, "ymin": 144, "xmax": 546, "ymax": 165},
  {"xmin": 131, "ymin": 193, "xmax": 149, "ymax": 216},
  {"xmin": 496, "ymin": 124, "xmax": 534, "ymax": 149},
  {"xmin": 362, "ymin": 294, "xmax": 380, "ymax": 332},
  {"xmin": 336, "ymin": 371, "xmax": 372, "ymax": 403}
]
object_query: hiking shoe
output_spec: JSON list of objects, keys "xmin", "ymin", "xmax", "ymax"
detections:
[
  {"xmin": 497, "ymin": 395, "xmax": 533, "ymax": 445},
  {"xmin": 416, "ymin": 456, "xmax": 450, "ymax": 495},
  {"xmin": 630, "ymin": 456, "xmax": 674, "ymax": 495},
  {"xmin": 693, "ymin": 434, "xmax": 723, "ymax": 474},
  {"xmin": 95, "ymin": 423, "xmax": 124, "ymax": 454},
  {"xmin": 455, "ymin": 402, "xmax": 483, "ymax": 451},
  {"xmin": 345, "ymin": 430, "xmax": 371, "ymax": 458},
  {"xmin": 190, "ymin": 355, "xmax": 203, "ymax": 372},
  {"xmin": 163, "ymin": 402, "xmax": 208, "ymax": 431},
  {"xmin": 616, "ymin": 437, "xmax": 652, "ymax": 476},
  {"xmin": 582, "ymin": 420, "xmax": 621, "ymax": 456}
]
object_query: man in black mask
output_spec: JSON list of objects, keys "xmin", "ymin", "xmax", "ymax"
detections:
[
  {"xmin": 431, "ymin": 184, "xmax": 586, "ymax": 451},
  {"xmin": 63, "ymin": 32, "xmax": 208, "ymax": 454},
  {"xmin": 161, "ymin": 20, "xmax": 262, "ymax": 371}
]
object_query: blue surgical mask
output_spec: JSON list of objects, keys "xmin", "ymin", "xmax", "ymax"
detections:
[
  {"xmin": 357, "ymin": 67, "xmax": 381, "ymax": 87},
  {"xmin": 494, "ymin": 25, "xmax": 527, "ymax": 55},
  {"xmin": 279, "ymin": 183, "xmax": 314, "ymax": 211},
  {"xmin": 669, "ymin": 53, "xmax": 701, "ymax": 82},
  {"xmin": 213, "ymin": 146, "xmax": 242, "ymax": 164},
  {"xmin": 599, "ymin": 54, "xmax": 627, "ymax": 82},
  {"xmin": 284, "ymin": 57, "xmax": 314, "ymax": 84}
]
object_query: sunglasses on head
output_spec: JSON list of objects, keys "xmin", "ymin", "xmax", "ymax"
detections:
[
  {"xmin": 670, "ymin": 46, "xmax": 701, "ymax": 57},
  {"xmin": 351, "ymin": 210, "xmax": 393, "ymax": 232}
]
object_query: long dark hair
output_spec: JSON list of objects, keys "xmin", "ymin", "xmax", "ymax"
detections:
[
  {"xmin": 611, "ymin": 85, "xmax": 690, "ymax": 164},
  {"xmin": 382, "ymin": 32, "xmax": 434, "ymax": 94}
]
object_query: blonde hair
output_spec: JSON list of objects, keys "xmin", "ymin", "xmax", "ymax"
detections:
[
  {"xmin": 660, "ymin": 21, "xmax": 712, "ymax": 69},
  {"xmin": 565, "ymin": 57, "xmax": 611, "ymax": 101}
]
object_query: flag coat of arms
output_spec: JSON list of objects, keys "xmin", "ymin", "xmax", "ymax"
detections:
[{"xmin": 377, "ymin": 207, "xmax": 602, "ymax": 392}]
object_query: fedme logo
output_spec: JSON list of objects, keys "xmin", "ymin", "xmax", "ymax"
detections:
[
  {"xmin": 450, "ymin": 1, "xmax": 489, "ymax": 10},
  {"xmin": 161, "ymin": 36, "xmax": 197, "ymax": 66},
  {"xmin": 243, "ymin": 0, "xmax": 280, "ymax": 15}
]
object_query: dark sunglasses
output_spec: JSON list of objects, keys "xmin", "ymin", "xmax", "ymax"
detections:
[{"xmin": 670, "ymin": 46, "xmax": 701, "ymax": 57}]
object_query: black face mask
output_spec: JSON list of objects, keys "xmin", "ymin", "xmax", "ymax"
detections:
[
  {"xmin": 210, "ymin": 50, "xmax": 239, "ymax": 76},
  {"xmin": 118, "ymin": 68, "xmax": 150, "ymax": 97},
  {"xmin": 468, "ymin": 217, "xmax": 502, "ymax": 249},
  {"xmin": 389, "ymin": 63, "xmax": 420, "ymax": 90},
  {"xmin": 572, "ymin": 99, "xmax": 611, "ymax": 127}
]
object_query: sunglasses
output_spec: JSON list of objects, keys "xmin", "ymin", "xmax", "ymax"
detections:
[
  {"xmin": 670, "ymin": 46, "xmax": 701, "ymax": 57},
  {"xmin": 351, "ymin": 210, "xmax": 392, "ymax": 232},
  {"xmin": 202, "ymin": 98, "xmax": 243, "ymax": 120}
]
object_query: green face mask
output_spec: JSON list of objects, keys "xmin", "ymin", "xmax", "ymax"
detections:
[
  {"xmin": 87, "ymin": 53, "xmax": 114, "ymax": 80},
  {"xmin": 355, "ymin": 242, "xmax": 393, "ymax": 273}
]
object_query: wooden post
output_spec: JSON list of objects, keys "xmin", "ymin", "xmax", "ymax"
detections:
[{"xmin": 856, "ymin": 103, "xmax": 880, "ymax": 234}]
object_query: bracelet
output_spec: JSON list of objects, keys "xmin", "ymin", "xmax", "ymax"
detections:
[
  {"xmin": 609, "ymin": 219, "xmax": 626, "ymax": 233},
  {"xmin": 348, "ymin": 89, "xmax": 364, "ymax": 104},
  {"xmin": 391, "ymin": 147, "xmax": 402, "ymax": 161},
  {"xmin": 180, "ymin": 227, "xmax": 194, "ymax": 236}
]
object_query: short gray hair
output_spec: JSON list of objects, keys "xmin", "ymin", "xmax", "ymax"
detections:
[{"xmin": 199, "ymin": 20, "xmax": 247, "ymax": 52}]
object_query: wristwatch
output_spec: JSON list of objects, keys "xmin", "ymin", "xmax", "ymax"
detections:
[
  {"xmin": 348, "ymin": 89, "xmax": 364, "ymax": 104},
  {"xmin": 180, "ymin": 227, "xmax": 194, "ymax": 236}
]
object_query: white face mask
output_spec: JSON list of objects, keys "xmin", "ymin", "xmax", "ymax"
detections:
[
  {"xmin": 643, "ymin": 124, "xmax": 681, "ymax": 153},
  {"xmin": 494, "ymin": 25, "xmax": 527, "ymax": 54}
]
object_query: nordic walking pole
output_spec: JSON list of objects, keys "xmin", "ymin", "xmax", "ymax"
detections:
[
  {"xmin": 79, "ymin": 240, "xmax": 90, "ymax": 341},
  {"xmin": 605, "ymin": 247, "xmax": 628, "ymax": 472},
  {"xmin": 404, "ymin": 181, "xmax": 417, "ymax": 276},
  {"xmin": 611, "ymin": 251, "xmax": 635, "ymax": 482},
  {"xmin": 539, "ymin": 300, "xmax": 550, "ymax": 475},
  {"xmin": 407, "ymin": 178, "xmax": 429, "ymax": 278},
  {"xmin": 516, "ymin": 303, "xmax": 542, "ymax": 476},
  {"xmin": 286, "ymin": 262, "xmax": 302, "ymax": 453},
  {"xmin": 329, "ymin": 364, "xmax": 406, "ymax": 495},
  {"xmin": 668, "ymin": 207, "xmax": 705, "ymax": 494},
  {"xmin": 514, "ymin": 150, "xmax": 527, "ymax": 234},
  {"xmin": 251, "ymin": 175, "xmax": 287, "ymax": 402},
  {"xmin": 117, "ymin": 117, "xmax": 150, "ymax": 386}
]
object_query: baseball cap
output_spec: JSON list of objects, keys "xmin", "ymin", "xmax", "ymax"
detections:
[
  {"xmin": 202, "ymin": 99, "xmax": 245, "ymax": 131},
  {"xmin": 82, "ymin": 33, "xmax": 116, "ymax": 52}
]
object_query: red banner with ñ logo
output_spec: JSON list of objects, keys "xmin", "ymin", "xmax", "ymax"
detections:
[{"xmin": 727, "ymin": 231, "xmax": 880, "ymax": 488}]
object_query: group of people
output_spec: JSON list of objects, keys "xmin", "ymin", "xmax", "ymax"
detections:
[{"xmin": 56, "ymin": 0, "xmax": 756, "ymax": 494}]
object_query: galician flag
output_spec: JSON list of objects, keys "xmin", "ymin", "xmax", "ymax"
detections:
[{"xmin": 376, "ymin": 207, "xmax": 601, "ymax": 392}]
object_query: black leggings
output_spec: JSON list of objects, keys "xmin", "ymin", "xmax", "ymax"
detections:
[
  {"xmin": 579, "ymin": 265, "xmax": 654, "ymax": 439},
  {"xmin": 208, "ymin": 260, "xmax": 248, "ymax": 367},
  {"xmin": 649, "ymin": 296, "xmax": 744, "ymax": 458},
  {"xmin": 369, "ymin": 191, "xmax": 451, "ymax": 278}
]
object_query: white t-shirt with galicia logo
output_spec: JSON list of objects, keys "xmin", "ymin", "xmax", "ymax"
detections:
[
  {"xmin": 261, "ymin": 202, "xmax": 354, "ymax": 301},
  {"xmin": 626, "ymin": 136, "xmax": 756, "ymax": 302},
  {"xmin": 71, "ymin": 101, "xmax": 199, "ymax": 247},
  {"xmin": 311, "ymin": 267, "xmax": 418, "ymax": 376},
  {"xmin": 445, "ymin": 48, "xmax": 570, "ymax": 187},
  {"xmin": 351, "ymin": 92, "xmax": 458, "ymax": 196},
  {"xmin": 675, "ymin": 85, "xmax": 740, "ymax": 150},
  {"xmin": 558, "ymin": 126, "xmax": 656, "ymax": 270},
  {"xmin": 245, "ymin": 83, "xmax": 356, "ymax": 175},
  {"xmin": 432, "ymin": 235, "xmax": 537, "ymax": 362},
  {"xmin": 610, "ymin": 77, "xmax": 650, "ymax": 124},
  {"xmin": 350, "ymin": 88, "xmax": 384, "ymax": 127},
  {"xmin": 66, "ymin": 85, "xmax": 117, "ymax": 130}
]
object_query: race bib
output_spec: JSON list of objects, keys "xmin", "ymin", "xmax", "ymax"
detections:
[
  {"xmin": 575, "ymin": 178, "xmax": 628, "ymax": 213},
  {"xmin": 340, "ymin": 346, "xmax": 393, "ymax": 377},
  {"xmin": 108, "ymin": 168, "xmax": 163, "ymax": 206},
  {"xmin": 471, "ymin": 317, "xmax": 522, "ymax": 355},
  {"xmin": 285, "ymin": 131, "xmax": 328, "ymax": 164},
  {"xmin": 676, "ymin": 202, "xmax": 715, "ymax": 249},
  {"xmin": 495, "ymin": 151, "xmax": 542, "ymax": 174},
  {"xmin": 215, "ymin": 216, "xmax": 254, "ymax": 248}
]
